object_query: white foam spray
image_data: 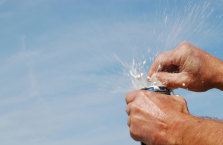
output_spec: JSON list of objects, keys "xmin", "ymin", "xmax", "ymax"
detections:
[{"xmin": 111, "ymin": 1, "xmax": 223, "ymax": 94}]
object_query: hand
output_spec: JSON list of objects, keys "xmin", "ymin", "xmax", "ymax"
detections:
[
  {"xmin": 125, "ymin": 90, "xmax": 189, "ymax": 145},
  {"xmin": 148, "ymin": 41, "xmax": 223, "ymax": 92}
]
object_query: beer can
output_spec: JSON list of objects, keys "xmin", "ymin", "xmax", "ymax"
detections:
[
  {"xmin": 141, "ymin": 86, "xmax": 171, "ymax": 95},
  {"xmin": 140, "ymin": 86, "xmax": 171, "ymax": 145}
]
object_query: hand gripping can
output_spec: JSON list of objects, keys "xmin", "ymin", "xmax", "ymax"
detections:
[{"xmin": 140, "ymin": 86, "xmax": 171, "ymax": 145}]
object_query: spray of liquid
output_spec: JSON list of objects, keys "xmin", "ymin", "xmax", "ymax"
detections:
[
  {"xmin": 115, "ymin": 56, "xmax": 163, "ymax": 91},
  {"xmin": 109, "ymin": 0, "xmax": 223, "ymax": 96},
  {"xmin": 112, "ymin": 1, "xmax": 220, "ymax": 92},
  {"xmin": 129, "ymin": 59, "xmax": 163, "ymax": 89}
]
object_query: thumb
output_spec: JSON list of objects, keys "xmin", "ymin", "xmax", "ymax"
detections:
[{"xmin": 156, "ymin": 72, "xmax": 190, "ymax": 88}]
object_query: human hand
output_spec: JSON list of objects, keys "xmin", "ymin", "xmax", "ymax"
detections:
[
  {"xmin": 125, "ymin": 90, "xmax": 189, "ymax": 145},
  {"xmin": 148, "ymin": 41, "xmax": 223, "ymax": 92}
]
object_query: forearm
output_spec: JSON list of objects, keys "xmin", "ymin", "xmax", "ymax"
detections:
[
  {"xmin": 212, "ymin": 58, "xmax": 223, "ymax": 91},
  {"xmin": 181, "ymin": 115, "xmax": 223, "ymax": 145}
]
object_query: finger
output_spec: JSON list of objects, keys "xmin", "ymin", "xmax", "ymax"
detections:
[
  {"xmin": 173, "ymin": 95, "xmax": 186, "ymax": 104},
  {"xmin": 126, "ymin": 104, "xmax": 131, "ymax": 115},
  {"xmin": 127, "ymin": 116, "xmax": 131, "ymax": 127},
  {"xmin": 183, "ymin": 103, "xmax": 189, "ymax": 114},
  {"xmin": 125, "ymin": 90, "xmax": 140, "ymax": 104},
  {"xmin": 127, "ymin": 106, "xmax": 142, "ymax": 127},
  {"xmin": 156, "ymin": 72, "xmax": 190, "ymax": 88},
  {"xmin": 126, "ymin": 103, "xmax": 141, "ymax": 116},
  {"xmin": 148, "ymin": 50, "xmax": 176, "ymax": 78},
  {"xmin": 174, "ymin": 95, "xmax": 189, "ymax": 113},
  {"xmin": 148, "ymin": 55, "xmax": 160, "ymax": 78},
  {"xmin": 171, "ymin": 95, "xmax": 189, "ymax": 113}
]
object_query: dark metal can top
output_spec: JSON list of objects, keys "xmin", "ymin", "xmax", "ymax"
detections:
[{"xmin": 141, "ymin": 86, "xmax": 171, "ymax": 95}]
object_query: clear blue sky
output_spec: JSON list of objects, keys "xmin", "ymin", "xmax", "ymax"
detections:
[{"xmin": 0, "ymin": 0, "xmax": 223, "ymax": 145}]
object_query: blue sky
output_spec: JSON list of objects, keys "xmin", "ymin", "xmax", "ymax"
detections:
[{"xmin": 0, "ymin": 0, "xmax": 223, "ymax": 145}]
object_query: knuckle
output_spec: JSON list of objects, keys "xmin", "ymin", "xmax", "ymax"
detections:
[
  {"xmin": 125, "ymin": 91, "xmax": 135, "ymax": 104},
  {"xmin": 154, "ymin": 53, "xmax": 163, "ymax": 64},
  {"xmin": 181, "ymin": 98, "xmax": 187, "ymax": 107},
  {"xmin": 132, "ymin": 105, "xmax": 140, "ymax": 113},
  {"xmin": 178, "ymin": 41, "xmax": 190, "ymax": 50},
  {"xmin": 176, "ymin": 95, "xmax": 186, "ymax": 103},
  {"xmin": 182, "ymin": 98, "xmax": 188, "ymax": 107},
  {"xmin": 178, "ymin": 96, "xmax": 186, "ymax": 102},
  {"xmin": 136, "ymin": 90, "xmax": 153, "ymax": 101},
  {"xmin": 130, "ymin": 104, "xmax": 135, "ymax": 111},
  {"xmin": 130, "ymin": 127, "xmax": 140, "ymax": 141},
  {"xmin": 180, "ymin": 41, "xmax": 189, "ymax": 46},
  {"xmin": 130, "ymin": 116, "xmax": 137, "ymax": 125},
  {"xmin": 181, "ymin": 97, "xmax": 186, "ymax": 103},
  {"xmin": 126, "ymin": 105, "xmax": 130, "ymax": 114},
  {"xmin": 129, "ymin": 104, "xmax": 135, "ymax": 112},
  {"xmin": 156, "ymin": 53, "xmax": 162, "ymax": 58},
  {"xmin": 125, "ymin": 96, "xmax": 128, "ymax": 103},
  {"xmin": 126, "ymin": 105, "xmax": 137, "ymax": 117},
  {"xmin": 175, "ymin": 96, "xmax": 188, "ymax": 110},
  {"xmin": 136, "ymin": 91, "xmax": 145, "ymax": 98},
  {"xmin": 129, "ymin": 104, "xmax": 139, "ymax": 114},
  {"xmin": 127, "ymin": 116, "xmax": 130, "ymax": 126},
  {"xmin": 156, "ymin": 53, "xmax": 164, "ymax": 61},
  {"xmin": 155, "ymin": 52, "xmax": 170, "ymax": 65},
  {"xmin": 145, "ymin": 90, "xmax": 153, "ymax": 95},
  {"xmin": 125, "ymin": 93, "xmax": 130, "ymax": 102},
  {"xmin": 143, "ymin": 90, "xmax": 154, "ymax": 98}
]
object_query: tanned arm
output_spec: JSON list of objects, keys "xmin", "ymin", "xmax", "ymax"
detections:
[
  {"xmin": 211, "ymin": 58, "xmax": 223, "ymax": 91},
  {"xmin": 181, "ymin": 115, "xmax": 223, "ymax": 145}
]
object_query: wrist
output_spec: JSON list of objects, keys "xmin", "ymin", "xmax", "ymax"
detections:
[
  {"xmin": 166, "ymin": 113, "xmax": 197, "ymax": 145},
  {"xmin": 181, "ymin": 115, "xmax": 223, "ymax": 145},
  {"xmin": 181, "ymin": 115, "xmax": 204, "ymax": 145},
  {"xmin": 167, "ymin": 113, "xmax": 205, "ymax": 145},
  {"xmin": 210, "ymin": 58, "xmax": 223, "ymax": 90}
]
